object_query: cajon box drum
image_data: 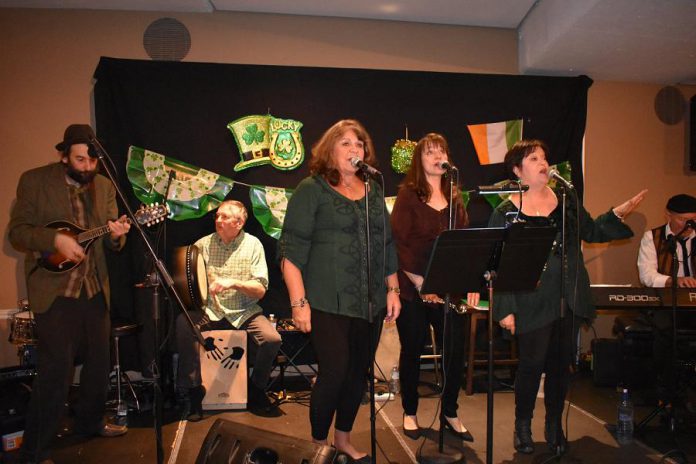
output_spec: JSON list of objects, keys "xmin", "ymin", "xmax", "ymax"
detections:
[{"xmin": 200, "ymin": 330, "xmax": 247, "ymax": 410}]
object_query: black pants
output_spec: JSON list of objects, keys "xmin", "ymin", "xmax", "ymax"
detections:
[
  {"xmin": 21, "ymin": 293, "xmax": 111, "ymax": 462},
  {"xmin": 515, "ymin": 315, "xmax": 581, "ymax": 423},
  {"xmin": 308, "ymin": 309, "xmax": 381, "ymax": 441},
  {"xmin": 396, "ymin": 297, "xmax": 466, "ymax": 418}
]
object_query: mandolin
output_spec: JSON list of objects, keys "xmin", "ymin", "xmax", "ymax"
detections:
[{"xmin": 37, "ymin": 203, "xmax": 168, "ymax": 273}]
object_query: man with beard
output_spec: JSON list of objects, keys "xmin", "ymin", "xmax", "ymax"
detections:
[{"xmin": 9, "ymin": 124, "xmax": 131, "ymax": 464}]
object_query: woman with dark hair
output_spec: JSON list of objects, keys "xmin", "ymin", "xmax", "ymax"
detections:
[
  {"xmin": 489, "ymin": 139, "xmax": 646, "ymax": 454},
  {"xmin": 390, "ymin": 133, "xmax": 478, "ymax": 441},
  {"xmin": 279, "ymin": 119, "xmax": 401, "ymax": 462}
]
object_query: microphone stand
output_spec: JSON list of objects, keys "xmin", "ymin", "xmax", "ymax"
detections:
[
  {"xmin": 420, "ymin": 167, "xmax": 464, "ymax": 463},
  {"xmin": 90, "ymin": 138, "xmax": 212, "ymax": 464},
  {"xmin": 440, "ymin": 167, "xmax": 457, "ymax": 451},
  {"xmin": 542, "ymin": 186, "xmax": 569, "ymax": 463},
  {"xmin": 636, "ymin": 226, "xmax": 690, "ymax": 464},
  {"xmin": 360, "ymin": 172, "xmax": 377, "ymax": 464}
]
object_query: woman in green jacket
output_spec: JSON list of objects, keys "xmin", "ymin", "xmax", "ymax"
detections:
[
  {"xmin": 489, "ymin": 139, "xmax": 646, "ymax": 454},
  {"xmin": 279, "ymin": 119, "xmax": 401, "ymax": 462}
]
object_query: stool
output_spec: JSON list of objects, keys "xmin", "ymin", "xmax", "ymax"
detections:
[
  {"xmin": 419, "ymin": 324, "xmax": 442, "ymax": 390},
  {"xmin": 111, "ymin": 319, "xmax": 142, "ymax": 415},
  {"xmin": 465, "ymin": 309, "xmax": 518, "ymax": 395},
  {"xmin": 267, "ymin": 327, "xmax": 317, "ymax": 395}
]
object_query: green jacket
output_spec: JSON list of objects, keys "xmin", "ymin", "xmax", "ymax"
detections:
[
  {"xmin": 8, "ymin": 162, "xmax": 125, "ymax": 313},
  {"xmin": 488, "ymin": 189, "xmax": 633, "ymax": 334},
  {"xmin": 278, "ymin": 175, "xmax": 398, "ymax": 320}
]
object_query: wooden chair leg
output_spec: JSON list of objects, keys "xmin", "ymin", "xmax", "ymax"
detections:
[{"xmin": 466, "ymin": 313, "xmax": 479, "ymax": 395}]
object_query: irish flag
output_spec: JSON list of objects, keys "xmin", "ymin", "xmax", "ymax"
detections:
[{"xmin": 468, "ymin": 119, "xmax": 523, "ymax": 165}]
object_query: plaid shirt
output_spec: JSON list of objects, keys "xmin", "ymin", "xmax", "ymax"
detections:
[
  {"xmin": 195, "ymin": 230, "xmax": 268, "ymax": 328},
  {"xmin": 64, "ymin": 177, "xmax": 100, "ymax": 299}
]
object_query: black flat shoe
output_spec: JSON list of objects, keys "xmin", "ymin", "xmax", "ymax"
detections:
[
  {"xmin": 403, "ymin": 414, "xmax": 421, "ymax": 440},
  {"xmin": 443, "ymin": 416, "xmax": 474, "ymax": 442}
]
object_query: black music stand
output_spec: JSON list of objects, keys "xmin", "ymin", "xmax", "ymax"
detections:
[{"xmin": 420, "ymin": 223, "xmax": 555, "ymax": 464}]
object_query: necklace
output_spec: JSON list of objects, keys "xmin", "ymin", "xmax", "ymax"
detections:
[
  {"xmin": 522, "ymin": 189, "xmax": 549, "ymax": 216},
  {"xmin": 341, "ymin": 180, "xmax": 358, "ymax": 199}
]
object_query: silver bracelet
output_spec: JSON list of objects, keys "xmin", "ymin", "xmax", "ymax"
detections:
[{"xmin": 290, "ymin": 297, "xmax": 308, "ymax": 308}]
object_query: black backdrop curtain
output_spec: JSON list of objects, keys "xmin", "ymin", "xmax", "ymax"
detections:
[{"xmin": 93, "ymin": 57, "xmax": 591, "ymax": 366}]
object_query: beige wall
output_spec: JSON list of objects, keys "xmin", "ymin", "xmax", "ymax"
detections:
[{"xmin": 0, "ymin": 8, "xmax": 694, "ymax": 316}]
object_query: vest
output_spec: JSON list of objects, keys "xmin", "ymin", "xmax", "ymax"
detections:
[{"xmin": 652, "ymin": 224, "xmax": 696, "ymax": 276}]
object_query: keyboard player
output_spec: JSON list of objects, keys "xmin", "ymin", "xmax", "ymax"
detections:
[{"xmin": 636, "ymin": 193, "xmax": 696, "ymax": 407}]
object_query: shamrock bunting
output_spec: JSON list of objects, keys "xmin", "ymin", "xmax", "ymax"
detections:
[{"xmin": 127, "ymin": 146, "xmax": 235, "ymax": 221}]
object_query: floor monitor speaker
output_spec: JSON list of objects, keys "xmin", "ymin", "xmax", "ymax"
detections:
[{"xmin": 196, "ymin": 419, "xmax": 337, "ymax": 464}]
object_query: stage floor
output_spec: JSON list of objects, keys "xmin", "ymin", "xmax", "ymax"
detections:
[{"xmin": 3, "ymin": 370, "xmax": 695, "ymax": 463}]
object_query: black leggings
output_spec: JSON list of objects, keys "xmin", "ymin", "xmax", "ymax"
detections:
[
  {"xmin": 515, "ymin": 315, "xmax": 581, "ymax": 423},
  {"xmin": 308, "ymin": 310, "xmax": 380, "ymax": 440},
  {"xmin": 396, "ymin": 297, "xmax": 465, "ymax": 418}
]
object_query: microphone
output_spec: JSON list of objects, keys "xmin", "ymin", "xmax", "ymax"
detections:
[
  {"xmin": 548, "ymin": 167, "xmax": 574, "ymax": 190},
  {"xmin": 686, "ymin": 219, "xmax": 696, "ymax": 230},
  {"xmin": 477, "ymin": 182, "xmax": 529, "ymax": 195},
  {"xmin": 86, "ymin": 137, "xmax": 99, "ymax": 158},
  {"xmin": 163, "ymin": 169, "xmax": 176, "ymax": 200},
  {"xmin": 438, "ymin": 161, "xmax": 458, "ymax": 171},
  {"xmin": 350, "ymin": 157, "xmax": 381, "ymax": 176}
]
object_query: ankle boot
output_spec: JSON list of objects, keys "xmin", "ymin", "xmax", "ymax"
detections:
[
  {"xmin": 514, "ymin": 419, "xmax": 534, "ymax": 454},
  {"xmin": 545, "ymin": 417, "xmax": 568, "ymax": 454},
  {"xmin": 187, "ymin": 385, "xmax": 206, "ymax": 422}
]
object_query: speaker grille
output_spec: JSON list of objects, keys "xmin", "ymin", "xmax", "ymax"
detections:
[
  {"xmin": 654, "ymin": 85, "xmax": 685, "ymax": 125},
  {"xmin": 143, "ymin": 18, "xmax": 191, "ymax": 61}
]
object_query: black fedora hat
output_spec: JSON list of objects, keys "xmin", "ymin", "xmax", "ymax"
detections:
[{"xmin": 55, "ymin": 124, "xmax": 96, "ymax": 151}]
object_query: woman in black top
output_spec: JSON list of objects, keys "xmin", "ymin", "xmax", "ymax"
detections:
[{"xmin": 489, "ymin": 139, "xmax": 646, "ymax": 454}]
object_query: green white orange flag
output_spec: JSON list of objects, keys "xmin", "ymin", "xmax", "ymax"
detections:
[{"xmin": 468, "ymin": 119, "xmax": 523, "ymax": 165}]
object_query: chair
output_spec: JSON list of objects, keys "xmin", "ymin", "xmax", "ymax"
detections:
[
  {"xmin": 465, "ymin": 308, "xmax": 518, "ymax": 395},
  {"xmin": 267, "ymin": 324, "xmax": 317, "ymax": 401},
  {"xmin": 419, "ymin": 324, "xmax": 442, "ymax": 391},
  {"xmin": 110, "ymin": 319, "xmax": 142, "ymax": 416}
]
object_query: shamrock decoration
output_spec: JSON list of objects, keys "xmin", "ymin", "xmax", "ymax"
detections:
[{"xmin": 242, "ymin": 123, "xmax": 265, "ymax": 145}]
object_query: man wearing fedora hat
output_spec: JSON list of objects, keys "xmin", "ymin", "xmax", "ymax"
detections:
[
  {"xmin": 637, "ymin": 193, "xmax": 696, "ymax": 407},
  {"xmin": 9, "ymin": 123, "xmax": 131, "ymax": 464}
]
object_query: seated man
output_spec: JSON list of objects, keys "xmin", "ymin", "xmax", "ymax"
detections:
[
  {"xmin": 176, "ymin": 200, "xmax": 282, "ymax": 418},
  {"xmin": 637, "ymin": 193, "xmax": 696, "ymax": 404}
]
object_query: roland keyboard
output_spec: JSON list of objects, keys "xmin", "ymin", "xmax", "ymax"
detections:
[{"xmin": 591, "ymin": 286, "xmax": 696, "ymax": 310}]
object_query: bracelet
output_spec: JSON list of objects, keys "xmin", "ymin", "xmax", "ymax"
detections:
[
  {"xmin": 290, "ymin": 297, "xmax": 308, "ymax": 308},
  {"xmin": 387, "ymin": 286, "xmax": 401, "ymax": 294}
]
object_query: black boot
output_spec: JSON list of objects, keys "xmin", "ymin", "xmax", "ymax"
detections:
[
  {"xmin": 187, "ymin": 385, "xmax": 206, "ymax": 422},
  {"xmin": 545, "ymin": 417, "xmax": 568, "ymax": 454},
  {"xmin": 247, "ymin": 384, "xmax": 280, "ymax": 417},
  {"xmin": 514, "ymin": 419, "xmax": 534, "ymax": 454}
]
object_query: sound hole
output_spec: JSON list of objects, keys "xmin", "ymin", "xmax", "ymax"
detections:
[{"xmin": 246, "ymin": 447, "xmax": 279, "ymax": 464}]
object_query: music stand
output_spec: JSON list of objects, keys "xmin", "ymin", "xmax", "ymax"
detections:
[{"xmin": 420, "ymin": 223, "xmax": 555, "ymax": 464}]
